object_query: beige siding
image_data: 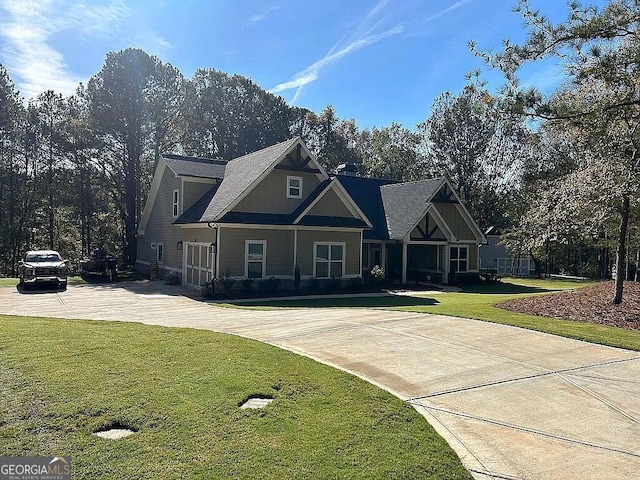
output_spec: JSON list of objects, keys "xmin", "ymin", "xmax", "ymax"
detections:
[
  {"xmin": 296, "ymin": 230, "xmax": 361, "ymax": 277},
  {"xmin": 307, "ymin": 189, "xmax": 354, "ymax": 217},
  {"xmin": 183, "ymin": 180, "xmax": 216, "ymax": 212},
  {"xmin": 138, "ymin": 166, "xmax": 215, "ymax": 272},
  {"xmin": 410, "ymin": 212, "xmax": 446, "ymax": 241},
  {"xmin": 433, "ymin": 203, "xmax": 476, "ymax": 240},
  {"xmin": 233, "ymin": 168, "xmax": 321, "ymax": 214},
  {"xmin": 469, "ymin": 243, "xmax": 479, "ymax": 270},
  {"xmin": 218, "ymin": 228, "xmax": 295, "ymax": 277}
]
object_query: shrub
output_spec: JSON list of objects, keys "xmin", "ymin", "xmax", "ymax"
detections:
[
  {"xmin": 166, "ymin": 271, "xmax": 181, "ymax": 285},
  {"xmin": 371, "ymin": 265, "xmax": 385, "ymax": 281},
  {"xmin": 220, "ymin": 267, "xmax": 235, "ymax": 294},
  {"xmin": 241, "ymin": 279, "xmax": 254, "ymax": 295},
  {"xmin": 349, "ymin": 277, "xmax": 364, "ymax": 291},
  {"xmin": 306, "ymin": 276, "xmax": 319, "ymax": 292},
  {"xmin": 451, "ymin": 272, "xmax": 481, "ymax": 285},
  {"xmin": 293, "ymin": 266, "xmax": 301, "ymax": 291},
  {"xmin": 261, "ymin": 277, "xmax": 281, "ymax": 295},
  {"xmin": 324, "ymin": 276, "xmax": 342, "ymax": 292}
]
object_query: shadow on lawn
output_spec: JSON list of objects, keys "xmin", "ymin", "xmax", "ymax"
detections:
[
  {"xmin": 228, "ymin": 294, "xmax": 440, "ymax": 309},
  {"xmin": 459, "ymin": 282, "xmax": 561, "ymax": 295}
]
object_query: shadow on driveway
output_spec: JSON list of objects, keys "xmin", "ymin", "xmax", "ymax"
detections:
[{"xmin": 224, "ymin": 294, "xmax": 440, "ymax": 309}]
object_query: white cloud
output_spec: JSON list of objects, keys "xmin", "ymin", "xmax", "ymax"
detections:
[
  {"xmin": 0, "ymin": 0, "xmax": 172, "ymax": 100},
  {"xmin": 421, "ymin": 0, "xmax": 473, "ymax": 23},
  {"xmin": 271, "ymin": 25, "xmax": 403, "ymax": 98},
  {"xmin": 0, "ymin": 0, "xmax": 82, "ymax": 99},
  {"xmin": 269, "ymin": 0, "xmax": 404, "ymax": 102},
  {"xmin": 246, "ymin": 5, "xmax": 280, "ymax": 27}
]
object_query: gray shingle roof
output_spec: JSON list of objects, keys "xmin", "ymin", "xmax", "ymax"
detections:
[
  {"xmin": 335, "ymin": 176, "xmax": 396, "ymax": 240},
  {"xmin": 199, "ymin": 137, "xmax": 300, "ymax": 222},
  {"xmin": 380, "ymin": 178, "xmax": 444, "ymax": 240},
  {"xmin": 169, "ymin": 139, "xmax": 449, "ymax": 239},
  {"xmin": 163, "ymin": 154, "xmax": 227, "ymax": 179},
  {"xmin": 174, "ymin": 184, "xmax": 220, "ymax": 224}
]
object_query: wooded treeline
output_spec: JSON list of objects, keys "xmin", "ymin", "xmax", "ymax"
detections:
[
  {"xmin": 0, "ymin": 49, "xmax": 525, "ymax": 273},
  {"xmin": 0, "ymin": 0, "xmax": 638, "ymax": 302}
]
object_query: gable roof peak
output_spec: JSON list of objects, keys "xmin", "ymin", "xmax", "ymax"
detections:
[
  {"xmin": 197, "ymin": 137, "xmax": 326, "ymax": 223},
  {"xmin": 226, "ymin": 137, "xmax": 300, "ymax": 164}
]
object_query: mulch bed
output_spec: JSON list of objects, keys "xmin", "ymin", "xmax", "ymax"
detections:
[{"xmin": 498, "ymin": 280, "xmax": 640, "ymax": 331}]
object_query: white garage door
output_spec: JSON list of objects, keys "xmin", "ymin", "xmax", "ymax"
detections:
[{"xmin": 185, "ymin": 243, "xmax": 213, "ymax": 287}]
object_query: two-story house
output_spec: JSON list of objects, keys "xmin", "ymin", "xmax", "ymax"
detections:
[{"xmin": 136, "ymin": 137, "xmax": 485, "ymax": 288}]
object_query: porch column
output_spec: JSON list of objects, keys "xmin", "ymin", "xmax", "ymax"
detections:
[
  {"xmin": 443, "ymin": 244, "xmax": 449, "ymax": 284},
  {"xmin": 293, "ymin": 228, "xmax": 298, "ymax": 274},
  {"xmin": 359, "ymin": 230, "xmax": 363, "ymax": 277},
  {"xmin": 402, "ymin": 242, "xmax": 408, "ymax": 284},
  {"xmin": 381, "ymin": 243, "xmax": 387, "ymax": 277}
]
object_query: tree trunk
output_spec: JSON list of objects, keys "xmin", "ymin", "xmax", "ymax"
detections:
[
  {"xmin": 613, "ymin": 194, "xmax": 630, "ymax": 304},
  {"xmin": 48, "ymin": 131, "xmax": 54, "ymax": 250}
]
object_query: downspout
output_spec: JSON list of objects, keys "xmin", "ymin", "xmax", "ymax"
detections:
[
  {"xmin": 402, "ymin": 238, "xmax": 408, "ymax": 285},
  {"xmin": 208, "ymin": 222, "xmax": 219, "ymax": 280}
]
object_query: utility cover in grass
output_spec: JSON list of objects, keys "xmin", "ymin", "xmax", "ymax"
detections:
[
  {"xmin": 93, "ymin": 428, "xmax": 136, "ymax": 440},
  {"xmin": 240, "ymin": 397, "xmax": 273, "ymax": 409}
]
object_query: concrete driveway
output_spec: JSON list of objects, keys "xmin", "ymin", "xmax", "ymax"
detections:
[{"xmin": 1, "ymin": 281, "xmax": 639, "ymax": 479}]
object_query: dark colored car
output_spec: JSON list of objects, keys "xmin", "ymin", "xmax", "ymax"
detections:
[
  {"xmin": 79, "ymin": 249, "xmax": 118, "ymax": 281},
  {"xmin": 18, "ymin": 250, "xmax": 68, "ymax": 290}
]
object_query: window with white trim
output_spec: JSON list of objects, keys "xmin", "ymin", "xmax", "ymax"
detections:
[
  {"xmin": 172, "ymin": 189, "xmax": 180, "ymax": 218},
  {"xmin": 245, "ymin": 240, "xmax": 266, "ymax": 279},
  {"xmin": 287, "ymin": 176, "xmax": 302, "ymax": 199},
  {"xmin": 449, "ymin": 246, "xmax": 468, "ymax": 273},
  {"xmin": 314, "ymin": 242, "xmax": 345, "ymax": 278},
  {"xmin": 157, "ymin": 242, "xmax": 164, "ymax": 264}
]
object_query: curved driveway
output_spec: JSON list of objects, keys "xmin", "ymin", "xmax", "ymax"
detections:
[{"xmin": 1, "ymin": 281, "xmax": 639, "ymax": 479}]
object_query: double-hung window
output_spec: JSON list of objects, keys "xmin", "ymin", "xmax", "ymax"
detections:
[
  {"xmin": 449, "ymin": 246, "xmax": 468, "ymax": 273},
  {"xmin": 157, "ymin": 242, "xmax": 164, "ymax": 264},
  {"xmin": 245, "ymin": 240, "xmax": 266, "ymax": 279},
  {"xmin": 287, "ymin": 176, "xmax": 302, "ymax": 199},
  {"xmin": 172, "ymin": 189, "xmax": 180, "ymax": 218},
  {"xmin": 314, "ymin": 242, "xmax": 345, "ymax": 278}
]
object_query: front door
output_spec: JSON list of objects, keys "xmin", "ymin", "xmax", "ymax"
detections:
[{"xmin": 184, "ymin": 243, "xmax": 213, "ymax": 288}]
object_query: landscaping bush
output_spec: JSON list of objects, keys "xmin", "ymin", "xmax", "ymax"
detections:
[
  {"xmin": 260, "ymin": 277, "xmax": 281, "ymax": 295},
  {"xmin": 349, "ymin": 277, "xmax": 364, "ymax": 291},
  {"xmin": 241, "ymin": 279, "xmax": 254, "ymax": 295},
  {"xmin": 451, "ymin": 272, "xmax": 481, "ymax": 285},
  {"xmin": 323, "ymin": 276, "xmax": 342, "ymax": 293},
  {"xmin": 293, "ymin": 266, "xmax": 301, "ymax": 291},
  {"xmin": 166, "ymin": 271, "xmax": 181, "ymax": 285},
  {"xmin": 306, "ymin": 276, "xmax": 319, "ymax": 292},
  {"xmin": 220, "ymin": 267, "xmax": 235, "ymax": 295}
]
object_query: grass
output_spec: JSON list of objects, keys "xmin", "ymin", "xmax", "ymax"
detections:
[
  {"xmin": 0, "ymin": 271, "xmax": 145, "ymax": 287},
  {"xmin": 0, "ymin": 315, "xmax": 470, "ymax": 479},
  {"xmin": 0, "ymin": 276, "xmax": 87, "ymax": 287},
  {"xmin": 225, "ymin": 277, "xmax": 640, "ymax": 352}
]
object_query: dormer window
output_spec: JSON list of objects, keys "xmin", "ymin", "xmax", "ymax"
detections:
[
  {"xmin": 172, "ymin": 189, "xmax": 180, "ymax": 218},
  {"xmin": 287, "ymin": 176, "xmax": 302, "ymax": 199}
]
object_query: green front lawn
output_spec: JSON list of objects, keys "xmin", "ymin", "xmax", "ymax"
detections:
[
  {"xmin": 0, "ymin": 276, "xmax": 87, "ymax": 287},
  {"xmin": 0, "ymin": 315, "xmax": 470, "ymax": 479},
  {"xmin": 227, "ymin": 278, "xmax": 640, "ymax": 352}
]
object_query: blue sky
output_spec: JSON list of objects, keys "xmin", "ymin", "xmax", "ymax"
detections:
[{"xmin": 0, "ymin": 0, "xmax": 609, "ymax": 130}]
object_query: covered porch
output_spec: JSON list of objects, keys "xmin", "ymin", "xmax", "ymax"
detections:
[{"xmin": 385, "ymin": 242, "xmax": 449, "ymax": 285}]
